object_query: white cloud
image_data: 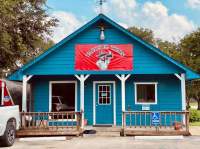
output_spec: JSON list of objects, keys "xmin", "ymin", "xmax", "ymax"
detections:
[
  {"xmin": 139, "ymin": 1, "xmax": 195, "ymax": 41},
  {"xmin": 50, "ymin": 1, "xmax": 196, "ymax": 43},
  {"xmin": 187, "ymin": 0, "xmax": 200, "ymax": 9},
  {"xmin": 109, "ymin": 0, "xmax": 137, "ymax": 24},
  {"xmin": 105, "ymin": 1, "xmax": 196, "ymax": 42},
  {"xmin": 51, "ymin": 11, "xmax": 83, "ymax": 43}
]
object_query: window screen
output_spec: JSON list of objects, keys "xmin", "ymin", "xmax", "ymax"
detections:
[
  {"xmin": 98, "ymin": 85, "xmax": 111, "ymax": 105},
  {"xmin": 136, "ymin": 84, "xmax": 156, "ymax": 104}
]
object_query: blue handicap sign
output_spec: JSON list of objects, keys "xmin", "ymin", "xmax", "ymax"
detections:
[{"xmin": 151, "ymin": 112, "xmax": 160, "ymax": 126}]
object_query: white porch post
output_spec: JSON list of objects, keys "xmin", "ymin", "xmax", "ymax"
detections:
[
  {"xmin": 175, "ymin": 73, "xmax": 186, "ymax": 124},
  {"xmin": 75, "ymin": 74, "xmax": 90, "ymax": 128},
  {"xmin": 115, "ymin": 74, "xmax": 131, "ymax": 125},
  {"xmin": 174, "ymin": 73, "xmax": 186, "ymax": 110},
  {"xmin": 22, "ymin": 75, "xmax": 33, "ymax": 112},
  {"xmin": 181, "ymin": 73, "xmax": 186, "ymax": 111}
]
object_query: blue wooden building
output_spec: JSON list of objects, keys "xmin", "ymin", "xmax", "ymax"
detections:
[{"xmin": 8, "ymin": 14, "xmax": 200, "ymax": 135}]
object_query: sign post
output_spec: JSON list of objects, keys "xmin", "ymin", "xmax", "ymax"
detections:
[{"xmin": 151, "ymin": 112, "xmax": 160, "ymax": 131}]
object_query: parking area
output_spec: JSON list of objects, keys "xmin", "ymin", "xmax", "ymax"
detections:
[{"xmin": 1, "ymin": 136, "xmax": 199, "ymax": 149}]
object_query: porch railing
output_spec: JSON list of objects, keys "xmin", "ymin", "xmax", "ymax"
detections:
[
  {"xmin": 20, "ymin": 111, "xmax": 82, "ymax": 131},
  {"xmin": 122, "ymin": 111, "xmax": 189, "ymax": 132}
]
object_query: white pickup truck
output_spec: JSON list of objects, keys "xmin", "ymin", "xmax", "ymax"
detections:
[{"xmin": 0, "ymin": 106, "xmax": 20, "ymax": 147}]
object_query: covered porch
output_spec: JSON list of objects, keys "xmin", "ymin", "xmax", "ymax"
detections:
[{"xmin": 18, "ymin": 73, "xmax": 189, "ymax": 136}]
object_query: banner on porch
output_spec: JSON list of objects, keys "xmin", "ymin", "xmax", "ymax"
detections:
[
  {"xmin": 75, "ymin": 44, "xmax": 133, "ymax": 70},
  {"xmin": 0, "ymin": 80, "xmax": 14, "ymax": 106}
]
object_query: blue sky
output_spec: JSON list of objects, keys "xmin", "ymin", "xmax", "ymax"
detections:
[{"xmin": 46, "ymin": 0, "xmax": 200, "ymax": 43}]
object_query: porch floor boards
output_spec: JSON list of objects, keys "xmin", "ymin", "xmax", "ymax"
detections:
[
  {"xmin": 16, "ymin": 127, "xmax": 191, "ymax": 137},
  {"xmin": 17, "ymin": 128, "xmax": 83, "ymax": 137},
  {"xmin": 123, "ymin": 128, "xmax": 191, "ymax": 136}
]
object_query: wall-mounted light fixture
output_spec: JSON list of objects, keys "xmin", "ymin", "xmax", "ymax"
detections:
[{"xmin": 100, "ymin": 26, "xmax": 105, "ymax": 41}]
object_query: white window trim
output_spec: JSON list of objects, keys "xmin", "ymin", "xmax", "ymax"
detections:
[
  {"xmin": 97, "ymin": 84, "xmax": 112, "ymax": 105},
  {"xmin": 134, "ymin": 82, "xmax": 158, "ymax": 105},
  {"xmin": 49, "ymin": 81, "xmax": 77, "ymax": 121},
  {"xmin": 93, "ymin": 81, "xmax": 116, "ymax": 126}
]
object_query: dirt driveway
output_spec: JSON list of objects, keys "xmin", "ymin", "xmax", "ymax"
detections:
[{"xmin": 2, "ymin": 136, "xmax": 199, "ymax": 149}]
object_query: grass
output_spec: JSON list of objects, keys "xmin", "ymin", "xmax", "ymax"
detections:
[{"xmin": 190, "ymin": 121, "xmax": 200, "ymax": 126}]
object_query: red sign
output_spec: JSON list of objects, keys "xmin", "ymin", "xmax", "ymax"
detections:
[{"xmin": 75, "ymin": 44, "xmax": 133, "ymax": 70}]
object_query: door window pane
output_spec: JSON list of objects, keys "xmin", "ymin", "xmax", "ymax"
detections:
[{"xmin": 98, "ymin": 85, "xmax": 111, "ymax": 104}]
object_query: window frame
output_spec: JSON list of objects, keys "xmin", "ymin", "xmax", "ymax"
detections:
[
  {"xmin": 134, "ymin": 82, "xmax": 158, "ymax": 105},
  {"xmin": 97, "ymin": 84, "xmax": 112, "ymax": 105},
  {"xmin": 49, "ymin": 81, "xmax": 77, "ymax": 121}
]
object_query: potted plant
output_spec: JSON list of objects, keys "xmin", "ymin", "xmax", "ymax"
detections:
[{"xmin": 174, "ymin": 122, "xmax": 182, "ymax": 130}]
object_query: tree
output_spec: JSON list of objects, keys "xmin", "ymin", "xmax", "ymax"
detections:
[
  {"xmin": 128, "ymin": 27, "xmax": 155, "ymax": 45},
  {"xmin": 180, "ymin": 28, "xmax": 200, "ymax": 110},
  {"xmin": 0, "ymin": 0, "xmax": 58, "ymax": 76},
  {"xmin": 128, "ymin": 26, "xmax": 200, "ymax": 109},
  {"xmin": 156, "ymin": 39, "xmax": 181, "ymax": 61}
]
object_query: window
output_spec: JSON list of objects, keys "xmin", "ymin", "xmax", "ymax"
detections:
[
  {"xmin": 135, "ymin": 83, "xmax": 157, "ymax": 104},
  {"xmin": 98, "ymin": 85, "xmax": 111, "ymax": 105},
  {"xmin": 51, "ymin": 82, "xmax": 76, "ymax": 112}
]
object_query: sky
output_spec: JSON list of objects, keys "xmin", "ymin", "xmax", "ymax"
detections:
[{"xmin": 46, "ymin": 0, "xmax": 200, "ymax": 43}]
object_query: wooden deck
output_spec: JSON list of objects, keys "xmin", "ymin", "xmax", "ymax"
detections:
[
  {"xmin": 17, "ymin": 111, "xmax": 83, "ymax": 137},
  {"xmin": 122, "ymin": 128, "xmax": 190, "ymax": 136},
  {"xmin": 121, "ymin": 111, "xmax": 190, "ymax": 136},
  {"xmin": 17, "ymin": 111, "xmax": 191, "ymax": 137},
  {"xmin": 17, "ymin": 128, "xmax": 83, "ymax": 137}
]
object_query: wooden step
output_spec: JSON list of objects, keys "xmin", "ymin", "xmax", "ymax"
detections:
[{"xmin": 83, "ymin": 126, "xmax": 121, "ymax": 137}]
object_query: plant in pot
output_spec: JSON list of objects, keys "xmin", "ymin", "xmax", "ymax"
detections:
[{"xmin": 173, "ymin": 122, "xmax": 182, "ymax": 130}]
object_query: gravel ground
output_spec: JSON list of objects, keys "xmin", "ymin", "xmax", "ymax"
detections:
[{"xmin": 1, "ymin": 136, "xmax": 199, "ymax": 149}]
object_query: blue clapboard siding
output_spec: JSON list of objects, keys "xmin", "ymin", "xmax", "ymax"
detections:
[
  {"xmin": 23, "ymin": 21, "xmax": 183, "ymax": 75},
  {"xmin": 126, "ymin": 74, "xmax": 182, "ymax": 112},
  {"xmin": 33, "ymin": 79, "xmax": 49, "ymax": 112},
  {"xmin": 31, "ymin": 74, "xmax": 181, "ymax": 126}
]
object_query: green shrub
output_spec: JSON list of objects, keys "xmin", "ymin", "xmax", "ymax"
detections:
[{"xmin": 189, "ymin": 109, "xmax": 200, "ymax": 122}]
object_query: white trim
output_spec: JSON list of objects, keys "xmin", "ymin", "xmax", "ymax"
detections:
[
  {"xmin": 115, "ymin": 74, "xmax": 131, "ymax": 112},
  {"xmin": 97, "ymin": 84, "xmax": 112, "ymax": 105},
  {"xmin": 1, "ymin": 82, "xmax": 5, "ymax": 105},
  {"xmin": 74, "ymin": 74, "xmax": 90, "ymax": 128},
  {"xmin": 113, "ymin": 82, "xmax": 116, "ymax": 126},
  {"xmin": 93, "ymin": 81, "xmax": 116, "ymax": 126},
  {"xmin": 115, "ymin": 74, "xmax": 131, "ymax": 126},
  {"xmin": 22, "ymin": 75, "xmax": 33, "ymax": 112},
  {"xmin": 174, "ymin": 73, "xmax": 186, "ymax": 111},
  {"xmin": 22, "ymin": 76, "xmax": 27, "ymax": 112},
  {"xmin": 49, "ymin": 81, "xmax": 77, "ymax": 113},
  {"xmin": 27, "ymin": 75, "xmax": 33, "ymax": 81},
  {"xmin": 174, "ymin": 73, "xmax": 182, "ymax": 80},
  {"xmin": 93, "ymin": 82, "xmax": 96, "ymax": 125},
  {"xmin": 134, "ymin": 82, "xmax": 158, "ymax": 105},
  {"xmin": 181, "ymin": 73, "xmax": 186, "ymax": 111}
]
